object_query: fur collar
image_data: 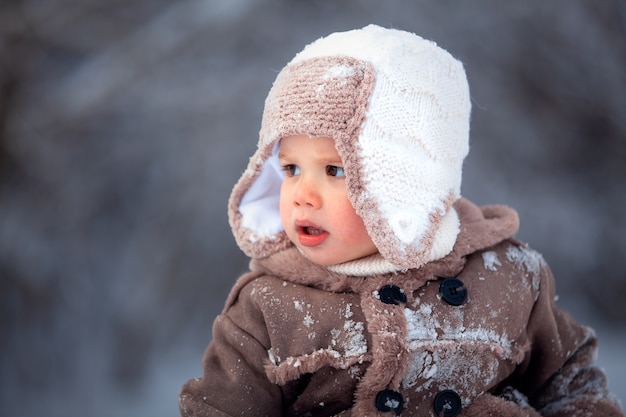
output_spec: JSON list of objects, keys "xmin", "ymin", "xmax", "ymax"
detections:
[{"xmin": 246, "ymin": 198, "xmax": 519, "ymax": 293}]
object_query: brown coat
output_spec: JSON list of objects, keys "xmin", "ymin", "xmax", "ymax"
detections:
[{"xmin": 179, "ymin": 199, "xmax": 623, "ymax": 416}]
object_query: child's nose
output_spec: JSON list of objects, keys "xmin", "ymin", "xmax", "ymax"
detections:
[{"xmin": 293, "ymin": 177, "xmax": 322, "ymax": 208}]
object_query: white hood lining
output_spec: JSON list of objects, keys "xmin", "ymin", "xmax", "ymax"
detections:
[{"xmin": 239, "ymin": 143, "xmax": 284, "ymax": 237}]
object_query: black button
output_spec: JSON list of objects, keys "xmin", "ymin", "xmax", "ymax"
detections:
[
  {"xmin": 433, "ymin": 389, "xmax": 462, "ymax": 417},
  {"xmin": 375, "ymin": 389, "xmax": 404, "ymax": 415},
  {"xmin": 379, "ymin": 285, "xmax": 407, "ymax": 305},
  {"xmin": 439, "ymin": 278, "xmax": 467, "ymax": 306}
]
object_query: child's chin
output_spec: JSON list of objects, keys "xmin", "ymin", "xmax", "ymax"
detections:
[{"xmin": 299, "ymin": 248, "xmax": 341, "ymax": 267}]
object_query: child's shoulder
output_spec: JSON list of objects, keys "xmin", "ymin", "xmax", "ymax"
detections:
[{"xmin": 463, "ymin": 238, "xmax": 548, "ymax": 295}]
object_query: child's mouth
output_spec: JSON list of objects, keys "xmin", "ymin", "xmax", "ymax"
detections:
[{"xmin": 296, "ymin": 221, "xmax": 328, "ymax": 247}]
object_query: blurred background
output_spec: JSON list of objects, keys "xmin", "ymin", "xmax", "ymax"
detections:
[{"xmin": 1, "ymin": 0, "xmax": 624, "ymax": 416}]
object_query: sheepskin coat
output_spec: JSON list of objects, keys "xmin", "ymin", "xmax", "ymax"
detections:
[{"xmin": 179, "ymin": 198, "xmax": 623, "ymax": 417}]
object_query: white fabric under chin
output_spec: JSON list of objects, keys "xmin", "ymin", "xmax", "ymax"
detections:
[{"xmin": 326, "ymin": 252, "xmax": 401, "ymax": 276}]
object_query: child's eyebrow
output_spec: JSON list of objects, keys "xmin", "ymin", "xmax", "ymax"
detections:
[{"xmin": 322, "ymin": 157, "xmax": 344, "ymax": 165}]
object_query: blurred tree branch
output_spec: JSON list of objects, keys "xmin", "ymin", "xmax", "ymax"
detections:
[{"xmin": 0, "ymin": 0, "xmax": 26, "ymax": 178}]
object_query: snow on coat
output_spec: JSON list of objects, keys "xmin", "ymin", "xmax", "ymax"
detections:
[{"xmin": 179, "ymin": 199, "xmax": 623, "ymax": 416}]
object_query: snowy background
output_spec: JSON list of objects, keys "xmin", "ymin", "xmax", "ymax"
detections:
[{"xmin": 1, "ymin": 1, "xmax": 624, "ymax": 416}]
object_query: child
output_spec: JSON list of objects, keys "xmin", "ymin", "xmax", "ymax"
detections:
[{"xmin": 179, "ymin": 25, "xmax": 623, "ymax": 417}]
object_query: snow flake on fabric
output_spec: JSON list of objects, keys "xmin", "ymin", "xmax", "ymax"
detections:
[
  {"xmin": 402, "ymin": 343, "xmax": 501, "ymax": 399},
  {"xmin": 506, "ymin": 246, "xmax": 542, "ymax": 274},
  {"xmin": 303, "ymin": 313, "xmax": 314, "ymax": 328},
  {"xmin": 268, "ymin": 348, "xmax": 281, "ymax": 366},
  {"xmin": 506, "ymin": 245, "xmax": 543, "ymax": 291},
  {"xmin": 265, "ymin": 309, "xmax": 369, "ymax": 385},
  {"xmin": 272, "ymin": 299, "xmax": 367, "ymax": 373},
  {"xmin": 349, "ymin": 365, "xmax": 363, "ymax": 379},
  {"xmin": 322, "ymin": 63, "xmax": 357, "ymax": 81},
  {"xmin": 402, "ymin": 306, "xmax": 512, "ymax": 396},
  {"xmin": 386, "ymin": 398, "xmax": 401, "ymax": 409},
  {"xmin": 482, "ymin": 251, "xmax": 502, "ymax": 272},
  {"xmin": 291, "ymin": 297, "xmax": 316, "ymax": 330},
  {"xmin": 405, "ymin": 304, "xmax": 439, "ymax": 340},
  {"xmin": 332, "ymin": 319, "xmax": 368, "ymax": 358},
  {"xmin": 403, "ymin": 307, "xmax": 511, "ymax": 349},
  {"xmin": 344, "ymin": 303, "xmax": 354, "ymax": 319}
]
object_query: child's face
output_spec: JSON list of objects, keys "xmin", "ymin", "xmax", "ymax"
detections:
[{"xmin": 278, "ymin": 135, "xmax": 378, "ymax": 266}]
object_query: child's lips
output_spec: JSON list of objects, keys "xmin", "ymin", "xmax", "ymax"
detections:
[{"xmin": 295, "ymin": 220, "xmax": 329, "ymax": 247}]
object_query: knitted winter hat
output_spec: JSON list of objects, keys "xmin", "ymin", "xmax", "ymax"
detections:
[{"xmin": 228, "ymin": 24, "xmax": 471, "ymax": 270}]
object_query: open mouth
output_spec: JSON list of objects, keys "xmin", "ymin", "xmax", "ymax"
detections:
[{"xmin": 295, "ymin": 221, "xmax": 328, "ymax": 247}]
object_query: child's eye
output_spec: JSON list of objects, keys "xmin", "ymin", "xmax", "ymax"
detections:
[
  {"xmin": 282, "ymin": 164, "xmax": 300, "ymax": 177},
  {"xmin": 326, "ymin": 165, "xmax": 345, "ymax": 177}
]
